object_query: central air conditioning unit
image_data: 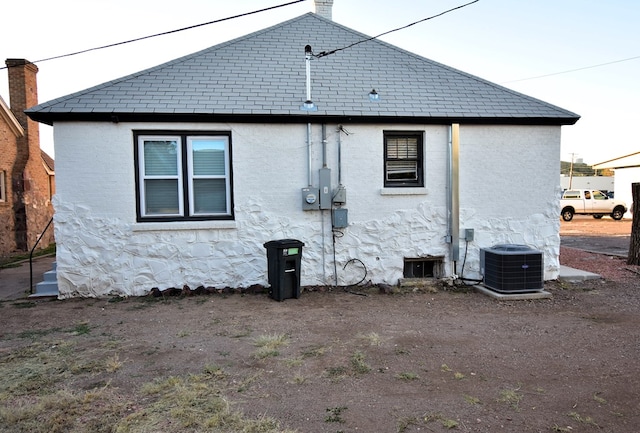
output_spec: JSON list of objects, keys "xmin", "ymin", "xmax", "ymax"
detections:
[{"xmin": 480, "ymin": 244, "xmax": 544, "ymax": 293}]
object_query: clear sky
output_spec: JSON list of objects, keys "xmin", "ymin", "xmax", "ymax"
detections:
[{"xmin": 1, "ymin": 0, "xmax": 638, "ymax": 165}]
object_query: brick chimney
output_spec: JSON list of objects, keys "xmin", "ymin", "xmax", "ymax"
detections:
[
  {"xmin": 5, "ymin": 58, "xmax": 43, "ymax": 251},
  {"xmin": 6, "ymin": 59, "xmax": 38, "ymax": 130},
  {"xmin": 315, "ymin": 0, "xmax": 334, "ymax": 20}
]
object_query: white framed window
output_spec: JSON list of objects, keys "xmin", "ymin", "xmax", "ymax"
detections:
[
  {"xmin": 0, "ymin": 170, "xmax": 6, "ymax": 202},
  {"xmin": 135, "ymin": 132, "xmax": 233, "ymax": 222}
]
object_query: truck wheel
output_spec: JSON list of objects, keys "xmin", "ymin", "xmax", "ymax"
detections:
[
  {"xmin": 561, "ymin": 208, "xmax": 574, "ymax": 221},
  {"xmin": 593, "ymin": 214, "xmax": 603, "ymax": 219},
  {"xmin": 611, "ymin": 207, "xmax": 625, "ymax": 220}
]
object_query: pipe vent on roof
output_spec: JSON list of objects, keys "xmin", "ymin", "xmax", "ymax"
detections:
[{"xmin": 314, "ymin": 0, "xmax": 333, "ymax": 20}]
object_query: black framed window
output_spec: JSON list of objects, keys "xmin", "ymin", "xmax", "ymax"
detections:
[
  {"xmin": 134, "ymin": 131, "xmax": 233, "ymax": 222},
  {"xmin": 384, "ymin": 131, "xmax": 424, "ymax": 187}
]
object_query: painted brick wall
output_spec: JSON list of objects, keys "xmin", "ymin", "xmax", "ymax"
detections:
[{"xmin": 52, "ymin": 121, "xmax": 562, "ymax": 297}]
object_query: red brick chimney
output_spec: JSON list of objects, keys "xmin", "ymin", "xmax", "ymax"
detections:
[
  {"xmin": 6, "ymin": 59, "xmax": 38, "ymax": 130},
  {"xmin": 5, "ymin": 58, "xmax": 45, "ymax": 251}
]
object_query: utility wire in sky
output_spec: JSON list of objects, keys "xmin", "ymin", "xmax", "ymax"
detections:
[
  {"xmin": 312, "ymin": 0, "xmax": 480, "ymax": 58},
  {"xmin": 503, "ymin": 55, "xmax": 640, "ymax": 83},
  {"xmin": 0, "ymin": 0, "xmax": 307, "ymax": 70}
]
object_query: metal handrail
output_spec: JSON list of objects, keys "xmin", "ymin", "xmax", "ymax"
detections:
[{"xmin": 29, "ymin": 216, "xmax": 54, "ymax": 294}]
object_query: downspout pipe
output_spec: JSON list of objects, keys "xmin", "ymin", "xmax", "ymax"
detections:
[
  {"xmin": 307, "ymin": 123, "xmax": 312, "ymax": 186},
  {"xmin": 337, "ymin": 126, "xmax": 342, "ymax": 185},
  {"xmin": 448, "ymin": 124, "xmax": 461, "ymax": 272}
]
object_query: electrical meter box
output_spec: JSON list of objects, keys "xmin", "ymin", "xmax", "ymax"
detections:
[{"xmin": 301, "ymin": 187, "xmax": 319, "ymax": 211}]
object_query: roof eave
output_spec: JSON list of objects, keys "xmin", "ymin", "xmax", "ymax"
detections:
[{"xmin": 26, "ymin": 111, "xmax": 580, "ymax": 127}]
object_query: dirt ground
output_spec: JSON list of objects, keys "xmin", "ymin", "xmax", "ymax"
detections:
[{"xmin": 1, "ymin": 217, "xmax": 639, "ymax": 433}]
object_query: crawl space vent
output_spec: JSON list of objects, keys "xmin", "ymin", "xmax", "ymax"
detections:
[{"xmin": 480, "ymin": 244, "xmax": 543, "ymax": 293}]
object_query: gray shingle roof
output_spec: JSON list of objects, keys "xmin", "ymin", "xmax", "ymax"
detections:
[{"xmin": 27, "ymin": 13, "xmax": 579, "ymax": 125}]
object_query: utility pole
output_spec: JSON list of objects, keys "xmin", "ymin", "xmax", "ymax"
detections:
[{"xmin": 568, "ymin": 153, "xmax": 578, "ymax": 189}]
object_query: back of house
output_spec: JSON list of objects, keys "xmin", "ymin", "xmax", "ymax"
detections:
[{"xmin": 26, "ymin": 2, "xmax": 578, "ymax": 297}]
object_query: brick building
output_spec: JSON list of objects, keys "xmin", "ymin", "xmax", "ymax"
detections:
[{"xmin": 0, "ymin": 59, "xmax": 54, "ymax": 258}]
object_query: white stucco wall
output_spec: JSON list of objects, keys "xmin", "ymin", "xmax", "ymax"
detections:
[{"xmin": 52, "ymin": 121, "xmax": 562, "ymax": 297}]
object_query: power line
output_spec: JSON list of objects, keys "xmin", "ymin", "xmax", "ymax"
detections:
[
  {"xmin": 0, "ymin": 0, "xmax": 307, "ymax": 70},
  {"xmin": 503, "ymin": 55, "xmax": 640, "ymax": 83},
  {"xmin": 312, "ymin": 0, "xmax": 480, "ymax": 58}
]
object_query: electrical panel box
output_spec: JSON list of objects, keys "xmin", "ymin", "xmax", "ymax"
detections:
[
  {"xmin": 464, "ymin": 228, "xmax": 474, "ymax": 241},
  {"xmin": 301, "ymin": 187, "xmax": 319, "ymax": 211},
  {"xmin": 319, "ymin": 168, "xmax": 331, "ymax": 210},
  {"xmin": 332, "ymin": 208, "xmax": 348, "ymax": 228},
  {"xmin": 332, "ymin": 185, "xmax": 347, "ymax": 206}
]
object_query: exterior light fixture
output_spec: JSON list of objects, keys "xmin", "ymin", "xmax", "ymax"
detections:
[{"xmin": 369, "ymin": 89, "xmax": 380, "ymax": 101}]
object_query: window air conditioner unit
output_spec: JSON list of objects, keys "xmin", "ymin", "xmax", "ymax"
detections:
[{"xmin": 480, "ymin": 244, "xmax": 544, "ymax": 293}]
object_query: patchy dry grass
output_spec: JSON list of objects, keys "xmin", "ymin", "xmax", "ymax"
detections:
[
  {"xmin": 498, "ymin": 387, "xmax": 523, "ymax": 411},
  {"xmin": 0, "ymin": 334, "xmax": 295, "ymax": 433},
  {"xmin": 350, "ymin": 350, "xmax": 371, "ymax": 374},
  {"xmin": 252, "ymin": 333, "xmax": 289, "ymax": 359}
]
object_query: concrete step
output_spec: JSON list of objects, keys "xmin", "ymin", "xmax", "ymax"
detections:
[
  {"xmin": 42, "ymin": 269, "xmax": 57, "ymax": 282},
  {"xmin": 29, "ymin": 261, "xmax": 58, "ymax": 298}
]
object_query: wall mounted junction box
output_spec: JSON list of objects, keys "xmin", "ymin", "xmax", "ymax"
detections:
[{"xmin": 332, "ymin": 208, "xmax": 348, "ymax": 228}]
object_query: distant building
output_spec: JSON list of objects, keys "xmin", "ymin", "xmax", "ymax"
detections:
[
  {"xmin": 0, "ymin": 59, "xmax": 55, "ymax": 258},
  {"xmin": 593, "ymin": 152, "xmax": 640, "ymax": 218},
  {"xmin": 560, "ymin": 175, "xmax": 614, "ymax": 192}
]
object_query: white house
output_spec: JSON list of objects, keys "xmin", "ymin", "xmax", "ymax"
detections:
[
  {"xmin": 593, "ymin": 152, "xmax": 640, "ymax": 218},
  {"xmin": 26, "ymin": 3, "xmax": 579, "ymax": 298}
]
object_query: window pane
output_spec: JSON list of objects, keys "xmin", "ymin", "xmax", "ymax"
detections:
[
  {"xmin": 387, "ymin": 161, "xmax": 418, "ymax": 181},
  {"xmin": 0, "ymin": 171, "xmax": 5, "ymax": 202},
  {"xmin": 145, "ymin": 179, "xmax": 179, "ymax": 214},
  {"xmin": 144, "ymin": 140, "xmax": 178, "ymax": 176},
  {"xmin": 193, "ymin": 179, "xmax": 227, "ymax": 214},
  {"xmin": 192, "ymin": 140, "xmax": 226, "ymax": 176}
]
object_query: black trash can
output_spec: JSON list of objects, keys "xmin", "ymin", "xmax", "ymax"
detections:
[{"xmin": 263, "ymin": 239, "xmax": 305, "ymax": 301}]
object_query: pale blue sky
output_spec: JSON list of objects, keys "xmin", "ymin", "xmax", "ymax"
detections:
[{"xmin": 1, "ymin": 0, "xmax": 638, "ymax": 164}]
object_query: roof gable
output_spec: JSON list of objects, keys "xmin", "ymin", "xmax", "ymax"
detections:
[
  {"xmin": 0, "ymin": 95, "xmax": 25, "ymax": 137},
  {"xmin": 27, "ymin": 13, "xmax": 579, "ymax": 126}
]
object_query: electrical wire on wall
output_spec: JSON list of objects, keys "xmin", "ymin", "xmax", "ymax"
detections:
[
  {"xmin": 330, "ymin": 124, "xmax": 370, "ymax": 296},
  {"xmin": 456, "ymin": 239, "xmax": 483, "ymax": 287}
]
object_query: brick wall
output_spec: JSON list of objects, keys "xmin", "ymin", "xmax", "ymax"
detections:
[{"xmin": 0, "ymin": 103, "xmax": 19, "ymax": 256}]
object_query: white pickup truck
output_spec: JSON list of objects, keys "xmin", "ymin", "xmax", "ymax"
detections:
[{"xmin": 560, "ymin": 189, "xmax": 627, "ymax": 221}]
